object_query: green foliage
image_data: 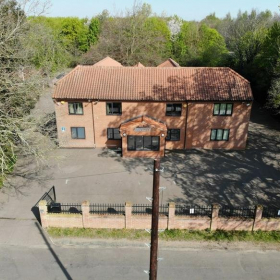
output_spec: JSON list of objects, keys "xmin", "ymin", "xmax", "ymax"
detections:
[
  {"xmin": 173, "ymin": 22, "xmax": 227, "ymax": 66},
  {"xmin": 82, "ymin": 3, "xmax": 171, "ymax": 66},
  {"xmin": 199, "ymin": 24, "xmax": 228, "ymax": 66},
  {"xmin": 201, "ymin": 13, "xmax": 221, "ymax": 29},
  {"xmin": 266, "ymin": 78, "xmax": 280, "ymax": 114},
  {"xmin": 60, "ymin": 17, "xmax": 89, "ymax": 53},
  {"xmin": 88, "ymin": 18, "xmax": 100, "ymax": 46}
]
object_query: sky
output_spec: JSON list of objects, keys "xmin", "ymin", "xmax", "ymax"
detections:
[{"xmin": 46, "ymin": 0, "xmax": 280, "ymax": 20}]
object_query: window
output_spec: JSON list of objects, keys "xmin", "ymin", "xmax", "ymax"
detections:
[
  {"xmin": 213, "ymin": 103, "xmax": 233, "ymax": 116},
  {"xmin": 71, "ymin": 127, "xmax": 85, "ymax": 139},
  {"xmin": 166, "ymin": 129, "xmax": 180, "ymax": 141},
  {"xmin": 127, "ymin": 136, "xmax": 160, "ymax": 151},
  {"xmin": 106, "ymin": 102, "xmax": 122, "ymax": 115},
  {"xmin": 166, "ymin": 104, "xmax": 182, "ymax": 116},
  {"xmin": 107, "ymin": 128, "xmax": 121, "ymax": 140},
  {"xmin": 68, "ymin": 102, "xmax": 83, "ymax": 115},
  {"xmin": 210, "ymin": 129, "xmax": 230, "ymax": 141}
]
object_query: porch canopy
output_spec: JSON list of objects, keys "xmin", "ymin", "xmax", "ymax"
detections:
[{"xmin": 120, "ymin": 115, "xmax": 167, "ymax": 158}]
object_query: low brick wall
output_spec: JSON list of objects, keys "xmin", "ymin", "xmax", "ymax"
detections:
[
  {"xmin": 172, "ymin": 216, "xmax": 211, "ymax": 230},
  {"xmin": 38, "ymin": 201, "xmax": 280, "ymax": 231}
]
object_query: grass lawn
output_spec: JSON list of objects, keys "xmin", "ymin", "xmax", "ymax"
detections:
[{"xmin": 47, "ymin": 228, "xmax": 280, "ymax": 243}]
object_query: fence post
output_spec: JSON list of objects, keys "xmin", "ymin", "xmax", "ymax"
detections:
[
  {"xmin": 82, "ymin": 200, "xmax": 90, "ymax": 228},
  {"xmin": 39, "ymin": 200, "xmax": 48, "ymax": 228},
  {"xmin": 125, "ymin": 202, "xmax": 132, "ymax": 229},
  {"xmin": 252, "ymin": 205, "xmax": 263, "ymax": 231},
  {"xmin": 210, "ymin": 203, "xmax": 220, "ymax": 231},
  {"xmin": 168, "ymin": 202, "xmax": 175, "ymax": 230}
]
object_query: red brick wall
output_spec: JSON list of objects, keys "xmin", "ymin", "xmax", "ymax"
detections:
[
  {"xmin": 217, "ymin": 218, "xmax": 254, "ymax": 231},
  {"xmin": 55, "ymin": 101, "xmax": 95, "ymax": 148},
  {"xmin": 54, "ymin": 100, "xmax": 251, "ymax": 151},
  {"xmin": 92, "ymin": 101, "xmax": 186, "ymax": 150},
  {"xmin": 45, "ymin": 214, "xmax": 83, "ymax": 228},
  {"xmin": 171, "ymin": 217, "xmax": 211, "ymax": 230},
  {"xmin": 186, "ymin": 102, "xmax": 252, "ymax": 149}
]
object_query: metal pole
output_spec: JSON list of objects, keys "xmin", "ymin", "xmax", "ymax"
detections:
[{"xmin": 149, "ymin": 158, "xmax": 160, "ymax": 280}]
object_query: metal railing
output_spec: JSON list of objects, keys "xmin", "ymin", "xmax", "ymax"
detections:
[
  {"xmin": 219, "ymin": 206, "xmax": 255, "ymax": 218},
  {"xmin": 175, "ymin": 205, "xmax": 212, "ymax": 217},
  {"xmin": 48, "ymin": 203, "xmax": 82, "ymax": 214},
  {"xmin": 35, "ymin": 186, "xmax": 56, "ymax": 207},
  {"xmin": 132, "ymin": 204, "xmax": 168, "ymax": 216},
  {"xmin": 89, "ymin": 203, "xmax": 125, "ymax": 215},
  {"xmin": 262, "ymin": 207, "xmax": 280, "ymax": 218}
]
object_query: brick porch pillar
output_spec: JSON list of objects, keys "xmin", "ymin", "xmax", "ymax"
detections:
[
  {"xmin": 210, "ymin": 203, "xmax": 220, "ymax": 231},
  {"xmin": 168, "ymin": 202, "xmax": 175, "ymax": 229},
  {"xmin": 39, "ymin": 200, "xmax": 48, "ymax": 228},
  {"xmin": 125, "ymin": 202, "xmax": 132, "ymax": 229},
  {"xmin": 82, "ymin": 200, "xmax": 90, "ymax": 228}
]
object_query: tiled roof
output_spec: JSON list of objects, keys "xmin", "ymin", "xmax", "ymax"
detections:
[
  {"xmin": 133, "ymin": 62, "xmax": 145, "ymax": 67},
  {"xmin": 92, "ymin": 56, "xmax": 123, "ymax": 67},
  {"xmin": 157, "ymin": 58, "xmax": 180, "ymax": 67},
  {"xmin": 53, "ymin": 66, "xmax": 253, "ymax": 101}
]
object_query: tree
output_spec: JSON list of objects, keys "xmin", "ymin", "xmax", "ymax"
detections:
[
  {"xmin": 24, "ymin": 21, "xmax": 71, "ymax": 74},
  {"xmin": 201, "ymin": 13, "xmax": 221, "ymax": 29},
  {"xmin": 266, "ymin": 78, "xmax": 280, "ymax": 114},
  {"xmin": 88, "ymin": 17, "xmax": 100, "ymax": 46},
  {"xmin": 60, "ymin": 17, "xmax": 89, "ymax": 54},
  {"xmin": 82, "ymin": 2, "xmax": 171, "ymax": 66},
  {"xmin": 173, "ymin": 22, "xmax": 227, "ymax": 66},
  {"xmin": 0, "ymin": 0, "xmax": 49, "ymax": 185}
]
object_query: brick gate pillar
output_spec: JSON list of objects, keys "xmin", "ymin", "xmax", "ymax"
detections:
[
  {"xmin": 125, "ymin": 202, "xmax": 132, "ymax": 229},
  {"xmin": 82, "ymin": 200, "xmax": 90, "ymax": 228},
  {"xmin": 168, "ymin": 202, "xmax": 175, "ymax": 229},
  {"xmin": 252, "ymin": 205, "xmax": 263, "ymax": 231},
  {"xmin": 39, "ymin": 200, "xmax": 48, "ymax": 228},
  {"xmin": 210, "ymin": 203, "xmax": 220, "ymax": 231}
]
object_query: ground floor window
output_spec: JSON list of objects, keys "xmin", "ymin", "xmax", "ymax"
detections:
[
  {"xmin": 166, "ymin": 129, "xmax": 180, "ymax": 141},
  {"xmin": 107, "ymin": 128, "xmax": 121, "ymax": 140},
  {"xmin": 71, "ymin": 127, "xmax": 85, "ymax": 139},
  {"xmin": 210, "ymin": 129, "xmax": 229, "ymax": 141},
  {"xmin": 127, "ymin": 136, "xmax": 160, "ymax": 151}
]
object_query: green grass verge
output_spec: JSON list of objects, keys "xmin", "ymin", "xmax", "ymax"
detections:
[{"xmin": 47, "ymin": 228, "xmax": 280, "ymax": 243}]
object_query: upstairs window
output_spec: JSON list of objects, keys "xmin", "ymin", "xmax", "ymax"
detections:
[
  {"xmin": 210, "ymin": 129, "xmax": 230, "ymax": 141},
  {"xmin": 166, "ymin": 103, "xmax": 182, "ymax": 116},
  {"xmin": 107, "ymin": 128, "xmax": 121, "ymax": 140},
  {"xmin": 71, "ymin": 127, "xmax": 85, "ymax": 139},
  {"xmin": 106, "ymin": 102, "xmax": 122, "ymax": 115},
  {"xmin": 69, "ymin": 102, "xmax": 83, "ymax": 115},
  {"xmin": 166, "ymin": 129, "xmax": 180, "ymax": 141},
  {"xmin": 213, "ymin": 103, "xmax": 233, "ymax": 116}
]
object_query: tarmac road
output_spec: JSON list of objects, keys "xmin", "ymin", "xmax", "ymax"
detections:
[{"xmin": 1, "ymin": 222, "xmax": 280, "ymax": 280}]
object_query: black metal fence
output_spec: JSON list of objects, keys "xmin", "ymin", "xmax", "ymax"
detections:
[
  {"xmin": 262, "ymin": 207, "xmax": 280, "ymax": 218},
  {"xmin": 175, "ymin": 205, "xmax": 212, "ymax": 217},
  {"xmin": 219, "ymin": 206, "xmax": 255, "ymax": 218},
  {"xmin": 90, "ymin": 203, "xmax": 125, "ymax": 215},
  {"xmin": 132, "ymin": 204, "xmax": 168, "ymax": 215},
  {"xmin": 48, "ymin": 203, "xmax": 82, "ymax": 214}
]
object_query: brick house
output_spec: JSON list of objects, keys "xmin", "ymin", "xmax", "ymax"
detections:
[{"xmin": 52, "ymin": 57, "xmax": 253, "ymax": 158}]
